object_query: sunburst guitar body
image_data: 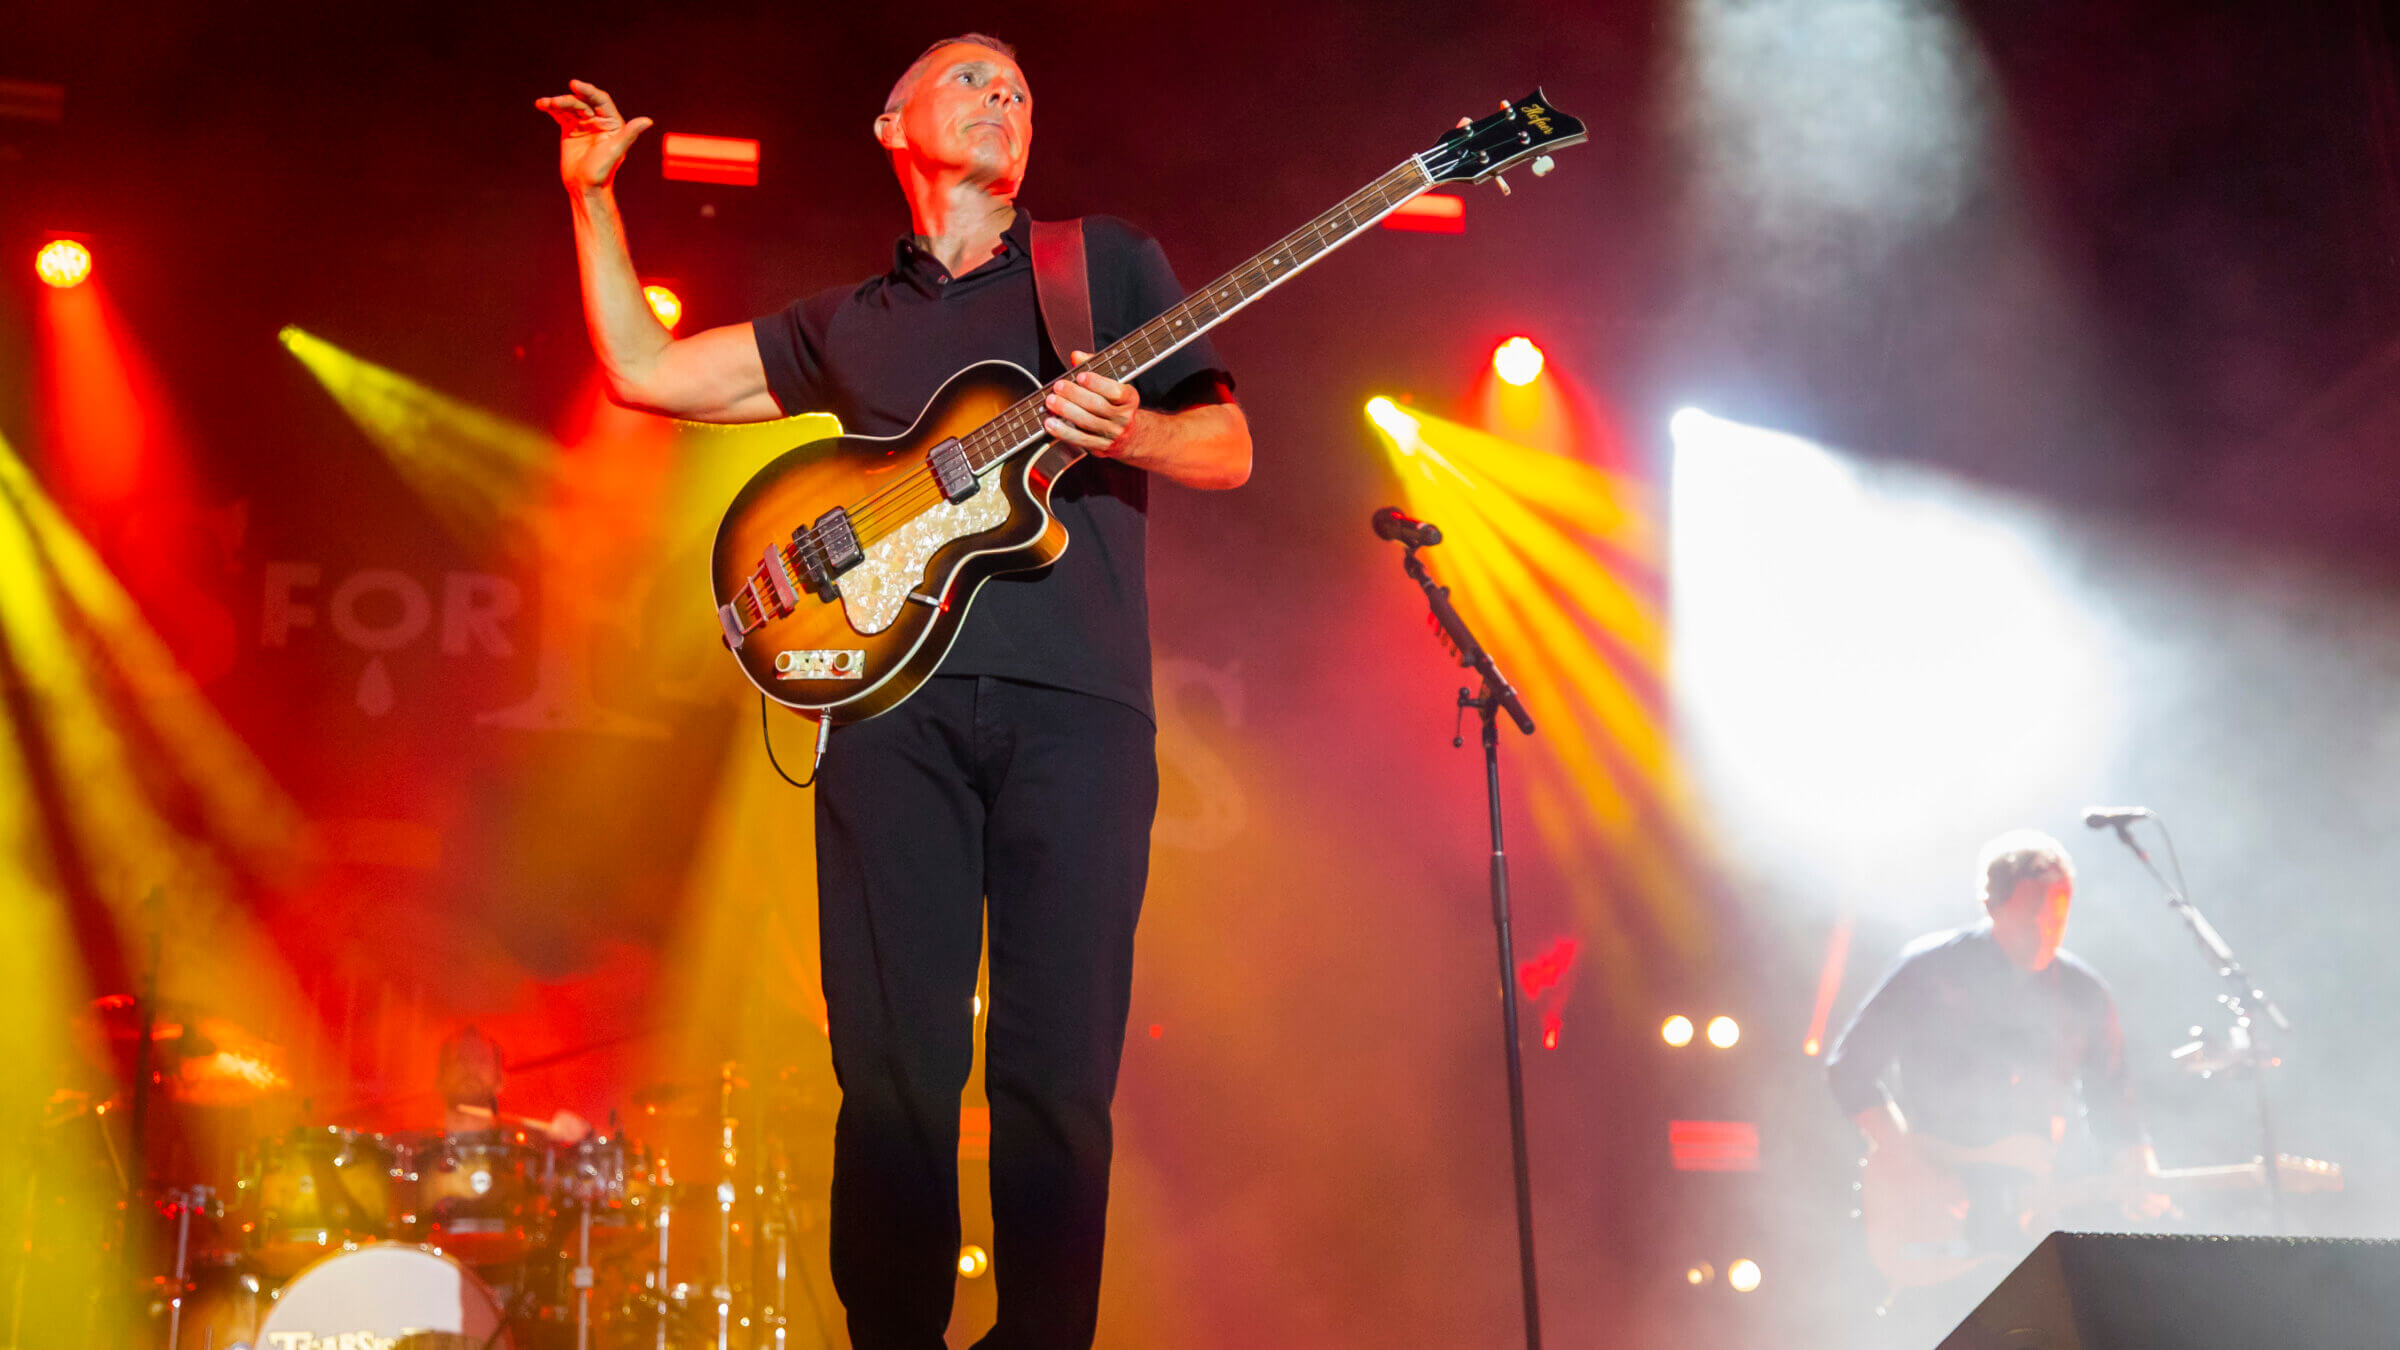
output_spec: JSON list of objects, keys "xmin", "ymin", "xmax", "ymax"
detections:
[
  {"xmin": 712, "ymin": 362, "xmax": 1074, "ymax": 723},
  {"xmin": 709, "ymin": 92, "xmax": 1588, "ymax": 723}
]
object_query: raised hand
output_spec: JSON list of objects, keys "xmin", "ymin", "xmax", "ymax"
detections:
[{"xmin": 535, "ymin": 78, "xmax": 654, "ymax": 193}]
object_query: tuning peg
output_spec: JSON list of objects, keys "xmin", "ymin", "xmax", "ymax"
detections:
[
  {"xmin": 1495, "ymin": 175, "xmax": 1512, "ymax": 196},
  {"xmin": 1456, "ymin": 117, "xmax": 1474, "ymax": 130},
  {"xmin": 1530, "ymin": 155, "xmax": 1555, "ymax": 178},
  {"xmin": 1500, "ymin": 98, "xmax": 1513, "ymax": 111}
]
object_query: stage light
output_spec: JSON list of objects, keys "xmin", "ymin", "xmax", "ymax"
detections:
[
  {"xmin": 1669, "ymin": 1119, "xmax": 1761, "ymax": 1172},
  {"xmin": 1802, "ymin": 1036, "xmax": 1821, "ymax": 1057},
  {"xmin": 1365, "ymin": 396, "xmax": 1420, "ymax": 441},
  {"xmin": 958, "ymin": 1245, "xmax": 990, "ymax": 1278},
  {"xmin": 1669, "ymin": 409, "xmax": 2120, "ymax": 857},
  {"xmin": 1661, "ymin": 1014, "xmax": 1694, "ymax": 1047},
  {"xmin": 662, "ymin": 132, "xmax": 761, "ymax": 186},
  {"xmin": 1686, "ymin": 1263, "xmax": 1714, "ymax": 1286},
  {"xmin": 36, "ymin": 238, "xmax": 90, "ymax": 289},
  {"xmin": 1706, "ymin": 1015, "xmax": 1740, "ymax": 1049},
  {"xmin": 1492, "ymin": 336, "xmax": 1544, "ymax": 386},
  {"xmin": 644, "ymin": 284, "xmax": 683, "ymax": 331},
  {"xmin": 1727, "ymin": 1258, "xmax": 1762, "ymax": 1293},
  {"xmin": 1382, "ymin": 193, "xmax": 1466, "ymax": 233}
]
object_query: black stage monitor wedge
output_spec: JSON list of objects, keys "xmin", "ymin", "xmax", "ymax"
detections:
[{"xmin": 1939, "ymin": 1232, "xmax": 2400, "ymax": 1350}]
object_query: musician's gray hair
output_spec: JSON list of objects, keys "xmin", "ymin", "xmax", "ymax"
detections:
[
  {"xmin": 1977, "ymin": 829, "xmax": 2075, "ymax": 907},
  {"xmin": 883, "ymin": 34, "xmax": 1021, "ymax": 114}
]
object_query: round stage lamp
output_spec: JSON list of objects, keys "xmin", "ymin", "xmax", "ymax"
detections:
[
  {"xmin": 1706, "ymin": 1015, "xmax": 1741, "ymax": 1049},
  {"xmin": 1492, "ymin": 336, "xmax": 1544, "ymax": 386},
  {"xmin": 36, "ymin": 239, "xmax": 92, "ymax": 289},
  {"xmin": 643, "ymin": 283, "xmax": 684, "ymax": 330},
  {"xmin": 1727, "ymin": 1258, "xmax": 1762, "ymax": 1293},
  {"xmin": 1661, "ymin": 1015, "xmax": 1694, "ymax": 1048},
  {"xmin": 957, "ymin": 1245, "xmax": 990, "ymax": 1278}
]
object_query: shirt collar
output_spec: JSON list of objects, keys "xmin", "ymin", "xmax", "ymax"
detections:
[{"xmin": 890, "ymin": 209, "xmax": 1032, "ymax": 296}]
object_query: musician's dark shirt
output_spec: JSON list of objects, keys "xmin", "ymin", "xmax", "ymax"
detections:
[
  {"xmin": 750, "ymin": 211, "xmax": 1232, "ymax": 721},
  {"xmin": 1825, "ymin": 924, "xmax": 2144, "ymax": 1154}
]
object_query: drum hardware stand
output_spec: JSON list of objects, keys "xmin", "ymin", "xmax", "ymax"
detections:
[
  {"xmin": 650, "ymin": 1175, "xmax": 675, "ymax": 1350},
  {"xmin": 2102, "ymin": 813, "xmax": 2295, "ymax": 1232},
  {"xmin": 716, "ymin": 1064, "xmax": 740, "ymax": 1350},
  {"xmin": 571, "ymin": 1203, "xmax": 596, "ymax": 1350},
  {"xmin": 158, "ymin": 1185, "xmax": 214, "ymax": 1350},
  {"xmin": 1380, "ymin": 512, "xmax": 1545, "ymax": 1350},
  {"xmin": 123, "ymin": 887, "xmax": 167, "ymax": 1310}
]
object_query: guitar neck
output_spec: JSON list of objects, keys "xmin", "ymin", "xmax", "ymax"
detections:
[{"xmin": 960, "ymin": 156, "xmax": 1436, "ymax": 472}]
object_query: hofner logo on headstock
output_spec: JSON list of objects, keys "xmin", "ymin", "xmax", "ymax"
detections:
[{"xmin": 1522, "ymin": 104, "xmax": 1554, "ymax": 135}]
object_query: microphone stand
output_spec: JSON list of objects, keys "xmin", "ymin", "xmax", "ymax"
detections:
[
  {"xmin": 2102, "ymin": 818, "xmax": 2293, "ymax": 1232},
  {"xmin": 1392, "ymin": 539, "xmax": 1542, "ymax": 1350}
]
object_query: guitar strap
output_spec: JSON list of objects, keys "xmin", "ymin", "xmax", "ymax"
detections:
[{"xmin": 1029, "ymin": 216, "xmax": 1094, "ymax": 374}]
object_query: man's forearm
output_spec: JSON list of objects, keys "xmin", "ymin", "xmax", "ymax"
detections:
[
  {"xmin": 1117, "ymin": 401, "xmax": 1251, "ymax": 490},
  {"xmin": 568, "ymin": 185, "xmax": 671, "ymax": 405}
]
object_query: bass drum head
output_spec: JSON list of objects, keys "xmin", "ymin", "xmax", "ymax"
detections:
[{"xmin": 259, "ymin": 1243, "xmax": 508, "ymax": 1349}]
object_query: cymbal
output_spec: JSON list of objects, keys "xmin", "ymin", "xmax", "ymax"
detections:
[{"xmin": 77, "ymin": 996, "xmax": 290, "ymax": 1106}]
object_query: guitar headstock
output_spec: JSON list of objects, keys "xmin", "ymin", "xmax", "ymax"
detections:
[{"xmin": 1417, "ymin": 90, "xmax": 1587, "ymax": 188}]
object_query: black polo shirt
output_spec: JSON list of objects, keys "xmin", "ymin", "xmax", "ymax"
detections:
[{"xmin": 750, "ymin": 211, "xmax": 1232, "ymax": 722}]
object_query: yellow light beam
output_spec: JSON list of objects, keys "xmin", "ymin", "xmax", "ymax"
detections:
[{"xmin": 1364, "ymin": 397, "xmax": 1709, "ymax": 964}]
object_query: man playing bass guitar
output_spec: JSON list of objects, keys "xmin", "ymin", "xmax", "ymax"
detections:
[
  {"xmin": 1826, "ymin": 830, "xmax": 2169, "ymax": 1338},
  {"xmin": 539, "ymin": 34, "xmax": 1249, "ymax": 1350}
]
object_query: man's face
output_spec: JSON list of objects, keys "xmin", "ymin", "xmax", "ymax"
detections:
[
  {"xmin": 877, "ymin": 44, "xmax": 1033, "ymax": 191},
  {"xmin": 1990, "ymin": 873, "xmax": 2073, "ymax": 971}
]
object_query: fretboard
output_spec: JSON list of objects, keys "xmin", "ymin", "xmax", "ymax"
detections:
[{"xmin": 958, "ymin": 156, "xmax": 1435, "ymax": 471}]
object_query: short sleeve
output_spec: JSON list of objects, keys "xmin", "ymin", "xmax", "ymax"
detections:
[
  {"xmin": 749, "ymin": 286, "xmax": 846, "ymax": 417},
  {"xmin": 1086, "ymin": 216, "xmax": 1236, "ymax": 413}
]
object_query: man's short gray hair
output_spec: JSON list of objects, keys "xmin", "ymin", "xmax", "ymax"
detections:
[{"xmin": 883, "ymin": 33, "xmax": 1020, "ymax": 114}]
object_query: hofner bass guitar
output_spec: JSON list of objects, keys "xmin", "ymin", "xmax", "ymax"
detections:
[{"xmin": 711, "ymin": 94, "xmax": 1587, "ymax": 723}]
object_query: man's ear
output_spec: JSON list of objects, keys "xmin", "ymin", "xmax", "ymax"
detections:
[{"xmin": 873, "ymin": 110, "xmax": 904, "ymax": 151}]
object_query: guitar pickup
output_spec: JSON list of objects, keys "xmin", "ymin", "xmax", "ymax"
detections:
[
  {"xmin": 796, "ymin": 508, "xmax": 863, "ymax": 600},
  {"xmin": 928, "ymin": 437, "xmax": 978, "ymax": 503}
]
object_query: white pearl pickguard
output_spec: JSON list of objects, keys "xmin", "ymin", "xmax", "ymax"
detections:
[{"xmin": 834, "ymin": 463, "xmax": 1015, "ymax": 634}]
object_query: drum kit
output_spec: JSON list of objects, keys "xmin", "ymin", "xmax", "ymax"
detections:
[{"xmin": 29, "ymin": 994, "xmax": 835, "ymax": 1350}]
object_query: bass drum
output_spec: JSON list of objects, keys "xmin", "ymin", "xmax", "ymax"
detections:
[{"xmin": 259, "ymin": 1243, "xmax": 509, "ymax": 1350}]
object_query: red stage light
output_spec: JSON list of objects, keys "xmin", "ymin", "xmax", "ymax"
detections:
[
  {"xmin": 1668, "ymin": 1120, "xmax": 1760, "ymax": 1172},
  {"xmin": 662, "ymin": 133, "xmax": 760, "ymax": 186},
  {"xmin": 1382, "ymin": 193, "xmax": 1466, "ymax": 233},
  {"xmin": 1392, "ymin": 192, "xmax": 1459, "ymax": 234},
  {"xmin": 643, "ymin": 284, "xmax": 683, "ymax": 331},
  {"xmin": 36, "ymin": 238, "xmax": 91, "ymax": 289},
  {"xmin": 1492, "ymin": 336, "xmax": 1544, "ymax": 386}
]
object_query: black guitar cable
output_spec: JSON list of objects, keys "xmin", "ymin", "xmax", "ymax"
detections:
[{"xmin": 762, "ymin": 695, "xmax": 832, "ymax": 788}]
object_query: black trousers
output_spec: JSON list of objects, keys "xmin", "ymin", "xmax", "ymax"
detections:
[{"xmin": 815, "ymin": 675, "xmax": 1158, "ymax": 1350}]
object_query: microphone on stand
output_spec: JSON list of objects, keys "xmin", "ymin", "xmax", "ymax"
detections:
[
  {"xmin": 1372, "ymin": 506, "xmax": 1443, "ymax": 549},
  {"xmin": 2083, "ymin": 806, "xmax": 2153, "ymax": 829}
]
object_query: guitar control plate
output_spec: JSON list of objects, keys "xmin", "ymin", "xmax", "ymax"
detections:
[{"xmin": 775, "ymin": 649, "xmax": 867, "ymax": 681}]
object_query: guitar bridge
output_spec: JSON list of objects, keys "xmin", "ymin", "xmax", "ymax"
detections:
[{"xmin": 928, "ymin": 437, "xmax": 978, "ymax": 504}]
